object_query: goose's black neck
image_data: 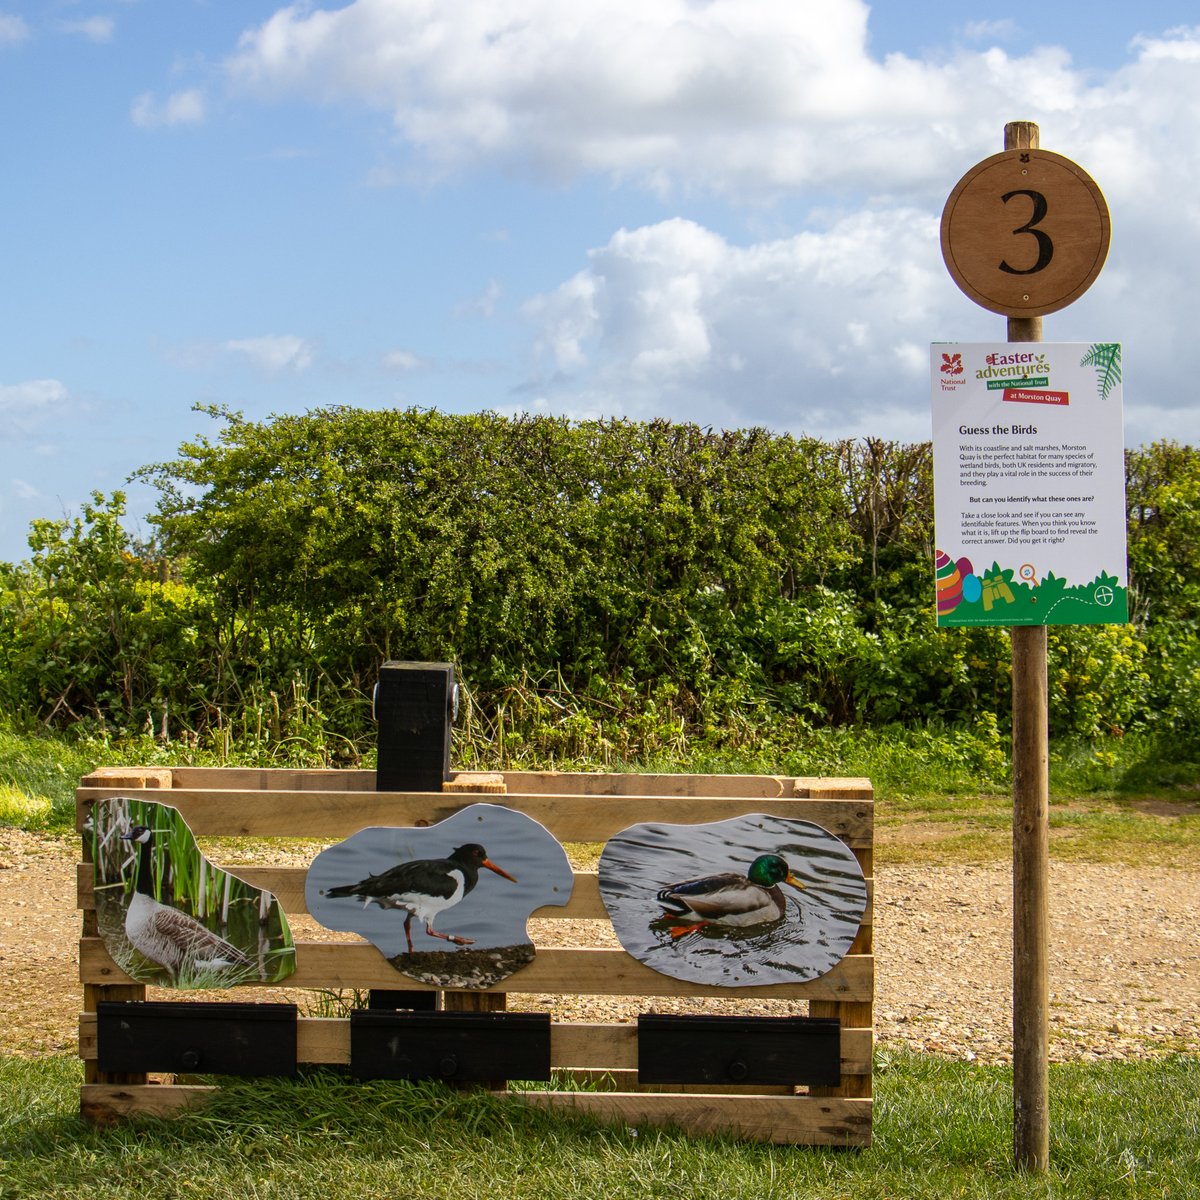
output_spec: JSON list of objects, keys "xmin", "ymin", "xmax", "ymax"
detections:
[{"xmin": 133, "ymin": 836, "xmax": 155, "ymax": 898}]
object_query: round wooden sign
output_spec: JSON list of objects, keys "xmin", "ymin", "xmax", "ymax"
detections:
[{"xmin": 941, "ymin": 148, "xmax": 1110, "ymax": 317}]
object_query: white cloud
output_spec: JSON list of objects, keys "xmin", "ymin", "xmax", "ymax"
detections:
[
  {"xmin": 12, "ymin": 479, "xmax": 40, "ymax": 500},
  {"xmin": 455, "ymin": 279, "xmax": 502, "ymax": 318},
  {"xmin": 962, "ymin": 20, "xmax": 1017, "ymax": 43},
  {"xmin": 214, "ymin": 6, "xmax": 1200, "ymax": 446},
  {"xmin": 0, "ymin": 14, "xmax": 29, "ymax": 45},
  {"xmin": 0, "ymin": 379, "xmax": 70, "ymax": 432},
  {"xmin": 224, "ymin": 0, "xmax": 1105, "ymax": 198},
  {"xmin": 522, "ymin": 213, "xmax": 951, "ymax": 438},
  {"xmin": 131, "ymin": 88, "xmax": 206, "ymax": 128},
  {"xmin": 225, "ymin": 335, "xmax": 316, "ymax": 373},
  {"xmin": 59, "ymin": 17, "xmax": 115, "ymax": 44},
  {"xmin": 382, "ymin": 349, "xmax": 428, "ymax": 371},
  {"xmin": 518, "ymin": 183, "xmax": 1200, "ymax": 447}
]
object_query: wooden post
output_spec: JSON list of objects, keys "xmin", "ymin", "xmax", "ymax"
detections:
[{"xmin": 1005, "ymin": 118, "xmax": 1050, "ymax": 1173}]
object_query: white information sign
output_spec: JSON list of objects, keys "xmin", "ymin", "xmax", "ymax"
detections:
[{"xmin": 931, "ymin": 342, "xmax": 1127, "ymax": 627}]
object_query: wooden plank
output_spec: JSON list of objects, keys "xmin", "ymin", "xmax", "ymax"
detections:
[
  {"xmin": 795, "ymin": 777, "xmax": 875, "ymax": 800},
  {"xmin": 517, "ymin": 1091, "xmax": 872, "ymax": 1146},
  {"xmin": 498, "ymin": 772, "xmax": 794, "ymax": 797},
  {"xmin": 80, "ymin": 1083, "xmax": 870, "ymax": 1144},
  {"xmin": 298, "ymin": 1016, "xmax": 352, "ymax": 1063},
  {"xmin": 81, "ymin": 938, "xmax": 873, "ymax": 1001},
  {"xmin": 80, "ymin": 767, "xmax": 173, "ymax": 790},
  {"xmin": 79, "ymin": 1016, "xmax": 873, "ymax": 1077},
  {"xmin": 75, "ymin": 789, "xmax": 872, "ymax": 845},
  {"xmin": 161, "ymin": 767, "xmax": 377, "ymax": 792},
  {"xmin": 78, "ymin": 863, "xmax": 876, "ymax": 929},
  {"xmin": 844, "ymin": 848, "xmax": 875, "ymax": 958},
  {"xmin": 87, "ymin": 766, "xmax": 872, "ymax": 801},
  {"xmin": 503, "ymin": 772, "xmax": 872, "ymax": 801},
  {"xmin": 444, "ymin": 773, "xmax": 507, "ymax": 794},
  {"xmin": 583, "ymin": 1075, "xmax": 798, "ymax": 1095},
  {"xmin": 809, "ymin": 1001, "xmax": 874, "ymax": 1100},
  {"xmin": 81, "ymin": 1083, "xmax": 216, "ymax": 1125}
]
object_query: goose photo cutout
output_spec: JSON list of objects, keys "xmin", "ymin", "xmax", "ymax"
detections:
[
  {"xmin": 599, "ymin": 813, "xmax": 867, "ymax": 987},
  {"xmin": 89, "ymin": 798, "xmax": 296, "ymax": 989},
  {"xmin": 305, "ymin": 803, "xmax": 573, "ymax": 989}
]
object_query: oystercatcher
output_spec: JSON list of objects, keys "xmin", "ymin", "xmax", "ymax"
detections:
[
  {"xmin": 657, "ymin": 852, "xmax": 805, "ymax": 939},
  {"xmin": 324, "ymin": 843, "xmax": 517, "ymax": 954}
]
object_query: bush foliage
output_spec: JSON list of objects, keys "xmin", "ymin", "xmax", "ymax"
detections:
[{"xmin": 1, "ymin": 407, "xmax": 1197, "ymax": 760}]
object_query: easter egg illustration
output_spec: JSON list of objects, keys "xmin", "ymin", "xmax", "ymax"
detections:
[{"xmin": 935, "ymin": 549, "xmax": 964, "ymax": 613}]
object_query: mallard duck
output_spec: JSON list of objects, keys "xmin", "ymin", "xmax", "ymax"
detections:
[
  {"xmin": 657, "ymin": 853, "xmax": 805, "ymax": 938},
  {"xmin": 323, "ymin": 843, "xmax": 517, "ymax": 954},
  {"xmin": 120, "ymin": 826, "xmax": 253, "ymax": 981}
]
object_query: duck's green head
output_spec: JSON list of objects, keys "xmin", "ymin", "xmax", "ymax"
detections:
[{"xmin": 747, "ymin": 853, "xmax": 805, "ymax": 890}]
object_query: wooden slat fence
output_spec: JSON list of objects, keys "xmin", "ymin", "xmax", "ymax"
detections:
[{"xmin": 77, "ymin": 767, "xmax": 873, "ymax": 1145}]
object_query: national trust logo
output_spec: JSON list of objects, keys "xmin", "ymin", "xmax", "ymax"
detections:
[{"xmin": 939, "ymin": 351, "xmax": 965, "ymax": 390}]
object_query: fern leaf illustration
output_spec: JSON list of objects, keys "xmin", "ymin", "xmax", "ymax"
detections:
[{"xmin": 1080, "ymin": 343, "xmax": 1121, "ymax": 401}]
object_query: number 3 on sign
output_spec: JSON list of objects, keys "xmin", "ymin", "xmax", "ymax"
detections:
[
  {"xmin": 998, "ymin": 189, "xmax": 1052, "ymax": 275},
  {"xmin": 941, "ymin": 148, "xmax": 1109, "ymax": 317}
]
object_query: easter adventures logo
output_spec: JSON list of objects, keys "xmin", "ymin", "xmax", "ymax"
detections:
[{"xmin": 976, "ymin": 348, "xmax": 1052, "ymax": 393}]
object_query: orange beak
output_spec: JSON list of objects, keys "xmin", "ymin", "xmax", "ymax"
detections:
[{"xmin": 482, "ymin": 858, "xmax": 517, "ymax": 883}]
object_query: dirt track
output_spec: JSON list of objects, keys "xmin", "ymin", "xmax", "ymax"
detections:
[{"xmin": 2, "ymin": 827, "xmax": 1197, "ymax": 1063}]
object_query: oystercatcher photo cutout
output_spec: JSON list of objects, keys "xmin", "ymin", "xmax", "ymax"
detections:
[
  {"xmin": 598, "ymin": 814, "xmax": 867, "ymax": 988},
  {"xmin": 305, "ymin": 803, "xmax": 573, "ymax": 989},
  {"xmin": 89, "ymin": 798, "xmax": 296, "ymax": 989}
]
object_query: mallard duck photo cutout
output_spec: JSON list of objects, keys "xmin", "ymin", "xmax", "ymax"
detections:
[
  {"xmin": 306, "ymin": 803, "xmax": 573, "ymax": 989},
  {"xmin": 656, "ymin": 850, "xmax": 809, "ymax": 938},
  {"xmin": 90, "ymin": 798, "xmax": 296, "ymax": 989},
  {"xmin": 599, "ymin": 813, "xmax": 867, "ymax": 987}
]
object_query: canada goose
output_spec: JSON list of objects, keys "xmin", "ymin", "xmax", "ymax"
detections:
[
  {"xmin": 656, "ymin": 852, "xmax": 806, "ymax": 938},
  {"xmin": 120, "ymin": 825, "xmax": 253, "ymax": 983},
  {"xmin": 324, "ymin": 843, "xmax": 517, "ymax": 954}
]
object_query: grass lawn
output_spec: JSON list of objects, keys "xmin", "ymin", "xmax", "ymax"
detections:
[
  {"xmin": 3, "ymin": 719, "xmax": 1198, "ymax": 1197},
  {"xmin": 3, "ymin": 1052, "xmax": 1198, "ymax": 1200}
]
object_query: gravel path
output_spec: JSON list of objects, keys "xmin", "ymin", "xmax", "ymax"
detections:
[{"xmin": 2, "ymin": 828, "xmax": 1197, "ymax": 1063}]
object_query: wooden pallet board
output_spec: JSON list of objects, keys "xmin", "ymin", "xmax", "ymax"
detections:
[
  {"xmin": 77, "ymin": 767, "xmax": 875, "ymax": 1144},
  {"xmin": 77, "ymin": 788, "xmax": 872, "ymax": 846},
  {"xmin": 80, "ymin": 938, "xmax": 873, "ymax": 999},
  {"xmin": 137, "ymin": 767, "xmax": 870, "ymax": 800}
]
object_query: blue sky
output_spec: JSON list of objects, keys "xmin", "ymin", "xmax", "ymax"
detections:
[{"xmin": 3, "ymin": 1, "xmax": 1200, "ymax": 564}]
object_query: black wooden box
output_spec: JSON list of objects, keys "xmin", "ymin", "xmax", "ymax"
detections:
[
  {"xmin": 374, "ymin": 661, "xmax": 457, "ymax": 792},
  {"xmin": 637, "ymin": 1014, "xmax": 842, "ymax": 1086},
  {"xmin": 350, "ymin": 1010, "xmax": 551, "ymax": 1082},
  {"xmin": 97, "ymin": 1001, "xmax": 298, "ymax": 1077}
]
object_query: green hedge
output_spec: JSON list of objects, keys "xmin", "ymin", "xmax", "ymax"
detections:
[{"xmin": 1, "ymin": 408, "xmax": 1197, "ymax": 752}]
